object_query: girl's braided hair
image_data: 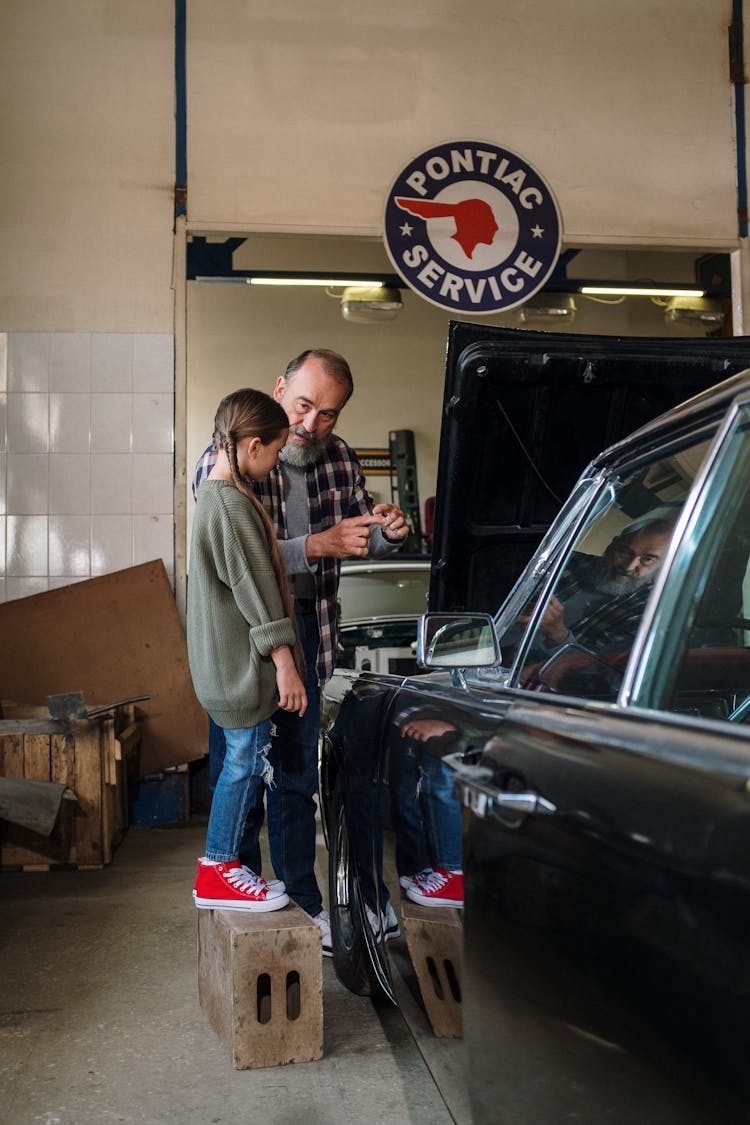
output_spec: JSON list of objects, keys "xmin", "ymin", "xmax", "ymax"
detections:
[{"xmin": 213, "ymin": 388, "xmax": 303, "ymax": 671}]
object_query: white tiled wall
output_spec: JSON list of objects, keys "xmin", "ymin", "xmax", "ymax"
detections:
[{"xmin": 0, "ymin": 332, "xmax": 175, "ymax": 603}]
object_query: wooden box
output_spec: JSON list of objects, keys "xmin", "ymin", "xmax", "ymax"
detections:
[
  {"xmin": 401, "ymin": 900, "xmax": 463, "ymax": 1038},
  {"xmin": 197, "ymin": 904, "xmax": 323, "ymax": 1069},
  {"xmin": 0, "ymin": 705, "xmax": 141, "ymax": 870}
]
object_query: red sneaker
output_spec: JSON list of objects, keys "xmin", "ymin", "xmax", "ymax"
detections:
[
  {"xmin": 193, "ymin": 859, "xmax": 289, "ymax": 912},
  {"xmin": 405, "ymin": 868, "xmax": 463, "ymax": 908}
]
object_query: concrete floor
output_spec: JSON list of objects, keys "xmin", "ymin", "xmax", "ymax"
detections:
[{"xmin": 0, "ymin": 819, "xmax": 470, "ymax": 1125}]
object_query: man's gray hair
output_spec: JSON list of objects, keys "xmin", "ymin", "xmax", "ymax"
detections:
[{"xmin": 284, "ymin": 348, "xmax": 353, "ymax": 402}]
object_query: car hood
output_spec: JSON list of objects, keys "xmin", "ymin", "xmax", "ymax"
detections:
[{"xmin": 429, "ymin": 321, "xmax": 750, "ymax": 615}]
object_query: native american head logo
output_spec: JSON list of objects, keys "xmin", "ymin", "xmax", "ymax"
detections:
[{"xmin": 394, "ymin": 197, "xmax": 499, "ymax": 260}]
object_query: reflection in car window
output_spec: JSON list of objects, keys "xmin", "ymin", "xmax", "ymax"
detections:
[
  {"xmin": 666, "ymin": 410, "xmax": 750, "ymax": 723},
  {"xmin": 507, "ymin": 436, "xmax": 712, "ymax": 701}
]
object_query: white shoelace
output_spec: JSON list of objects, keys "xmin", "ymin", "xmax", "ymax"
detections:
[
  {"xmin": 238, "ymin": 865, "xmax": 269, "ymax": 887},
  {"xmin": 418, "ymin": 869, "xmax": 449, "ymax": 893},
  {"xmin": 224, "ymin": 866, "xmax": 267, "ymax": 896}
]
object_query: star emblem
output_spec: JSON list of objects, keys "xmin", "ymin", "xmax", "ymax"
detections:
[
  {"xmin": 531, "ymin": 225, "xmax": 544, "ymax": 238},
  {"xmin": 400, "ymin": 222, "xmax": 414, "ymax": 237}
]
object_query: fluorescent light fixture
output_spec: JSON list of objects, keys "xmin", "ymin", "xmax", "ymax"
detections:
[
  {"xmin": 249, "ymin": 277, "xmax": 384, "ymax": 288},
  {"xmin": 341, "ymin": 285, "xmax": 403, "ymax": 323},
  {"xmin": 580, "ymin": 285, "xmax": 705, "ymax": 298},
  {"xmin": 664, "ymin": 296, "xmax": 726, "ymax": 327},
  {"xmin": 518, "ymin": 294, "xmax": 577, "ymax": 324},
  {"xmin": 194, "ymin": 276, "xmax": 386, "ymax": 287}
]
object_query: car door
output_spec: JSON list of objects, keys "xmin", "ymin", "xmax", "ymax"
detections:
[
  {"xmin": 431, "ymin": 322, "xmax": 750, "ymax": 615},
  {"xmin": 455, "ymin": 393, "xmax": 750, "ymax": 1123}
]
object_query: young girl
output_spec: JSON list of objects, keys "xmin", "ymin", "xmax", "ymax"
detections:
[{"xmin": 188, "ymin": 389, "xmax": 307, "ymax": 911}]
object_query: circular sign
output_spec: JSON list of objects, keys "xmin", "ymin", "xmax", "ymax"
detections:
[{"xmin": 383, "ymin": 140, "xmax": 562, "ymax": 315}]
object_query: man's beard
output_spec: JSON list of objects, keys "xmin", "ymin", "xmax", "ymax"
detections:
[
  {"xmin": 279, "ymin": 428, "xmax": 332, "ymax": 468},
  {"xmin": 589, "ymin": 555, "xmax": 652, "ymax": 597}
]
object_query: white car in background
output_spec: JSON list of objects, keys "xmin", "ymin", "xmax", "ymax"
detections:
[{"xmin": 335, "ymin": 558, "xmax": 430, "ymax": 676}]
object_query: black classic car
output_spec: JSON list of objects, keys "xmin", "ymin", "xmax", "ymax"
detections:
[{"xmin": 320, "ymin": 323, "xmax": 750, "ymax": 1124}]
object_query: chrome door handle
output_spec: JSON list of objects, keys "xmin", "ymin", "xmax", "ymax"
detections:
[
  {"xmin": 444, "ymin": 751, "xmax": 557, "ymax": 820},
  {"xmin": 491, "ymin": 791, "xmax": 556, "ymax": 816}
]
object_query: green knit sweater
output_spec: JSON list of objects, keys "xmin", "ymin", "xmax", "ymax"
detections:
[{"xmin": 187, "ymin": 479, "xmax": 296, "ymax": 729}]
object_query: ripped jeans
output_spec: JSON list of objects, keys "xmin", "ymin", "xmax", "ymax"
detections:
[{"xmin": 204, "ymin": 720, "xmax": 272, "ymax": 864}]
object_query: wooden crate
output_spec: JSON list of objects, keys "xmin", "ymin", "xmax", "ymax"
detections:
[
  {"xmin": 0, "ymin": 705, "xmax": 141, "ymax": 870},
  {"xmin": 401, "ymin": 900, "xmax": 463, "ymax": 1038},
  {"xmin": 198, "ymin": 905, "xmax": 323, "ymax": 1069}
]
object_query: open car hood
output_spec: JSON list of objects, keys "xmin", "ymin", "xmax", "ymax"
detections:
[{"xmin": 429, "ymin": 322, "xmax": 750, "ymax": 615}]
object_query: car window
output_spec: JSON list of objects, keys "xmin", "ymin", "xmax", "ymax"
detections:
[
  {"xmin": 337, "ymin": 566, "xmax": 430, "ymax": 621},
  {"xmin": 659, "ymin": 407, "xmax": 750, "ymax": 724},
  {"xmin": 504, "ymin": 435, "xmax": 713, "ymax": 701}
]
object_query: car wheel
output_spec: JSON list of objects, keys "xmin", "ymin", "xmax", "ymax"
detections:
[{"xmin": 327, "ymin": 776, "xmax": 381, "ymax": 996}]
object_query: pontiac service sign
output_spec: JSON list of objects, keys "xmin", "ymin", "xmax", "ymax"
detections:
[{"xmin": 383, "ymin": 140, "xmax": 562, "ymax": 315}]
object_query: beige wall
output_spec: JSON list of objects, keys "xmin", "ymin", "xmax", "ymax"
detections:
[
  {"xmin": 186, "ymin": 0, "xmax": 736, "ymax": 247},
  {"xmin": 0, "ymin": 1, "xmax": 175, "ymax": 333}
]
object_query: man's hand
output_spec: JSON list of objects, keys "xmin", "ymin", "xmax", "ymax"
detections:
[
  {"xmin": 518, "ymin": 594, "xmax": 569, "ymax": 646},
  {"xmin": 400, "ymin": 718, "xmax": 457, "ymax": 741},
  {"xmin": 306, "ymin": 514, "xmax": 385, "ymax": 560},
  {"xmin": 373, "ymin": 502, "xmax": 409, "ymax": 542}
]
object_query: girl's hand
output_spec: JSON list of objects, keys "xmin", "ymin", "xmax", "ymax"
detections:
[{"xmin": 271, "ymin": 646, "xmax": 308, "ymax": 716}]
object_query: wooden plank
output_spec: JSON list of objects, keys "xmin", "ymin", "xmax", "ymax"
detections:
[
  {"xmin": 115, "ymin": 722, "xmax": 141, "ymax": 761},
  {"xmin": 0, "ymin": 560, "xmax": 207, "ymax": 775},
  {"xmin": 51, "ymin": 732, "xmax": 76, "ymax": 789},
  {"xmin": 1, "ymin": 734, "xmax": 55, "ymax": 868},
  {"xmin": 0, "ymin": 733, "xmax": 24, "ymax": 777},
  {"xmin": 23, "ymin": 734, "xmax": 52, "ymax": 782},
  {"xmin": 71, "ymin": 720, "xmax": 104, "ymax": 868},
  {"xmin": 0, "ymin": 734, "xmax": 25, "ymax": 867}
]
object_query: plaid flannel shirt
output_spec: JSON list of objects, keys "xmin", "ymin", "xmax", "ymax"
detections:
[{"xmin": 192, "ymin": 439, "xmax": 378, "ymax": 683}]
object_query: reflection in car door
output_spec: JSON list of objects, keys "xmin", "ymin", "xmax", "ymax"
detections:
[{"xmin": 460, "ymin": 692, "xmax": 750, "ymax": 1125}]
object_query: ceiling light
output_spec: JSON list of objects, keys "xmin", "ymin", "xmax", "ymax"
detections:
[
  {"xmin": 249, "ymin": 277, "xmax": 384, "ymax": 288},
  {"xmin": 341, "ymin": 285, "xmax": 403, "ymax": 323},
  {"xmin": 580, "ymin": 285, "xmax": 705, "ymax": 298},
  {"xmin": 664, "ymin": 296, "xmax": 726, "ymax": 327},
  {"xmin": 518, "ymin": 294, "xmax": 577, "ymax": 324}
]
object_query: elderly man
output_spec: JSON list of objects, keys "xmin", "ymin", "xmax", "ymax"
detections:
[
  {"xmin": 525, "ymin": 517, "xmax": 675, "ymax": 655},
  {"xmin": 193, "ymin": 348, "xmax": 409, "ymax": 952}
]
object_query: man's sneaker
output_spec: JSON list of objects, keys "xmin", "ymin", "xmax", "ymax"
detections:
[
  {"xmin": 405, "ymin": 867, "xmax": 464, "ymax": 908},
  {"xmin": 193, "ymin": 859, "xmax": 289, "ymax": 912},
  {"xmin": 313, "ymin": 909, "xmax": 332, "ymax": 957},
  {"xmin": 399, "ymin": 867, "xmax": 434, "ymax": 892},
  {"xmin": 365, "ymin": 901, "xmax": 400, "ymax": 942}
]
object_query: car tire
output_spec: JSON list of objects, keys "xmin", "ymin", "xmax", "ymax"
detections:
[{"xmin": 327, "ymin": 775, "xmax": 380, "ymax": 996}]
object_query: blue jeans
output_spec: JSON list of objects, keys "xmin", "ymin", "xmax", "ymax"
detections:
[
  {"xmin": 388, "ymin": 743, "xmax": 430, "ymax": 877},
  {"xmin": 265, "ymin": 611, "xmax": 323, "ymax": 917},
  {"xmin": 204, "ymin": 721, "xmax": 272, "ymax": 863},
  {"xmin": 208, "ymin": 716, "xmax": 265, "ymax": 871},
  {"xmin": 419, "ymin": 752, "xmax": 462, "ymax": 871},
  {"xmin": 391, "ymin": 743, "xmax": 462, "ymax": 872}
]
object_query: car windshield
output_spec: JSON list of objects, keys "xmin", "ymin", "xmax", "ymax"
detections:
[{"xmin": 337, "ymin": 565, "xmax": 430, "ymax": 621}]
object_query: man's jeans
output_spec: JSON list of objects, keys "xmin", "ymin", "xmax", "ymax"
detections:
[
  {"xmin": 390, "ymin": 743, "xmax": 462, "ymax": 873},
  {"xmin": 204, "ymin": 721, "xmax": 272, "ymax": 863},
  {"xmin": 266, "ymin": 610, "xmax": 323, "ymax": 917}
]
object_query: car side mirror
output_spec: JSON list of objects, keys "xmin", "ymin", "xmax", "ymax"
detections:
[{"xmin": 417, "ymin": 612, "xmax": 501, "ymax": 669}]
